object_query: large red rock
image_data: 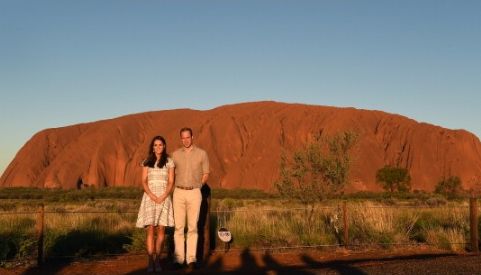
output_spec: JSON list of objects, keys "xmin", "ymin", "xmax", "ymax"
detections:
[{"xmin": 2, "ymin": 101, "xmax": 481, "ymax": 192}]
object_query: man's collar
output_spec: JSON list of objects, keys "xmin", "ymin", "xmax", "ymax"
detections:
[{"xmin": 182, "ymin": 145, "xmax": 196, "ymax": 152}]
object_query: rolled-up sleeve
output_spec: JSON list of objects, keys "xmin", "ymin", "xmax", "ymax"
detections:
[{"xmin": 202, "ymin": 151, "xmax": 210, "ymax": 174}]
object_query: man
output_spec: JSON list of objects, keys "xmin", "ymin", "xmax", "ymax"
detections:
[{"xmin": 172, "ymin": 127, "xmax": 209, "ymax": 269}]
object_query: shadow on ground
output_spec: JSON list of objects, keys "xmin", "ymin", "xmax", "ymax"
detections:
[
  {"xmin": 20, "ymin": 248, "xmax": 458, "ymax": 275},
  {"xmin": 121, "ymin": 249, "xmax": 457, "ymax": 275},
  {"xmin": 20, "ymin": 229, "xmax": 131, "ymax": 275}
]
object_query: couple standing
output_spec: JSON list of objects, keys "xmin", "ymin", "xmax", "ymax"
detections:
[{"xmin": 135, "ymin": 127, "xmax": 210, "ymax": 272}]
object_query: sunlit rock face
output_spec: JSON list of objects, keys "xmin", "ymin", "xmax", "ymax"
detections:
[{"xmin": 2, "ymin": 101, "xmax": 481, "ymax": 192}]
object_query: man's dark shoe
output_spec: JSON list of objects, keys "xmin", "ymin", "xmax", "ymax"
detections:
[
  {"xmin": 186, "ymin": 262, "xmax": 197, "ymax": 272},
  {"xmin": 172, "ymin": 262, "xmax": 184, "ymax": 270}
]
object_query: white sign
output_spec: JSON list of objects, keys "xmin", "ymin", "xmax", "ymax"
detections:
[{"xmin": 217, "ymin": 228, "xmax": 232, "ymax": 243}]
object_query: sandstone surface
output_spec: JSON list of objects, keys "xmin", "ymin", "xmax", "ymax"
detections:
[{"xmin": 2, "ymin": 101, "xmax": 481, "ymax": 192}]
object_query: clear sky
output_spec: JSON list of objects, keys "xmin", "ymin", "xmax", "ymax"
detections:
[{"xmin": 1, "ymin": 0, "xmax": 481, "ymax": 175}]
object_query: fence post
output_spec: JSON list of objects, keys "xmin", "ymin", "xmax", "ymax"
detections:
[
  {"xmin": 36, "ymin": 203, "xmax": 45, "ymax": 266},
  {"xmin": 343, "ymin": 201, "xmax": 349, "ymax": 249},
  {"xmin": 470, "ymin": 197, "xmax": 479, "ymax": 254}
]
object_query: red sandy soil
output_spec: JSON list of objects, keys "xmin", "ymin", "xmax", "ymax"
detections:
[
  {"xmin": 2, "ymin": 247, "xmax": 481, "ymax": 275},
  {"xmin": 2, "ymin": 101, "xmax": 481, "ymax": 192}
]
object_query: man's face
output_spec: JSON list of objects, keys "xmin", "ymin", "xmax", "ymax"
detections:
[{"xmin": 180, "ymin": 131, "xmax": 193, "ymax": 149}]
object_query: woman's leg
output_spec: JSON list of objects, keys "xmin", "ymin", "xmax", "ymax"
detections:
[
  {"xmin": 155, "ymin": 225, "xmax": 166, "ymax": 256},
  {"xmin": 155, "ymin": 226, "xmax": 166, "ymax": 271},
  {"xmin": 146, "ymin": 225, "xmax": 155, "ymax": 255},
  {"xmin": 146, "ymin": 225, "xmax": 155, "ymax": 271}
]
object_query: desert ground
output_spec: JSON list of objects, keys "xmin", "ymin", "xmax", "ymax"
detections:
[{"xmin": 2, "ymin": 247, "xmax": 481, "ymax": 275}]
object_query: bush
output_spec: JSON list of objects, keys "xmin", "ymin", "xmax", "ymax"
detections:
[
  {"xmin": 0, "ymin": 187, "xmax": 143, "ymax": 201},
  {"xmin": 212, "ymin": 189, "xmax": 277, "ymax": 200},
  {"xmin": 0, "ymin": 217, "xmax": 37, "ymax": 264},
  {"xmin": 276, "ymin": 131, "xmax": 358, "ymax": 205},
  {"xmin": 376, "ymin": 166, "xmax": 411, "ymax": 193},
  {"xmin": 425, "ymin": 197, "xmax": 447, "ymax": 207},
  {"xmin": 435, "ymin": 176, "xmax": 463, "ymax": 199}
]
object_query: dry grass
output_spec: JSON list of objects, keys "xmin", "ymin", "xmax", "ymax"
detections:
[
  {"xmin": 0, "ymin": 198, "xmax": 474, "ymax": 264},
  {"xmin": 218, "ymin": 205, "xmax": 339, "ymax": 248},
  {"xmin": 426, "ymin": 228, "xmax": 466, "ymax": 252},
  {"xmin": 216, "ymin": 200, "xmax": 471, "ymax": 251}
]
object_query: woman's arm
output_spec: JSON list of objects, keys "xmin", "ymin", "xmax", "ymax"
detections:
[
  {"xmin": 166, "ymin": 167, "xmax": 175, "ymax": 194},
  {"xmin": 141, "ymin": 166, "xmax": 157, "ymax": 201},
  {"xmin": 156, "ymin": 167, "xmax": 174, "ymax": 204}
]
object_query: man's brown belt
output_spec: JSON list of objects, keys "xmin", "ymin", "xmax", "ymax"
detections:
[{"xmin": 176, "ymin": 186, "xmax": 196, "ymax": 190}]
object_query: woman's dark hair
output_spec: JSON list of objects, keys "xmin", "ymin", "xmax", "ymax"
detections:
[{"xmin": 143, "ymin": 136, "xmax": 168, "ymax": 168}]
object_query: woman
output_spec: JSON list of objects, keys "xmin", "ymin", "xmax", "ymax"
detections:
[{"xmin": 136, "ymin": 136, "xmax": 175, "ymax": 273}]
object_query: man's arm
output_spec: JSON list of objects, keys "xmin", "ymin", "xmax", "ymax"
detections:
[
  {"xmin": 201, "ymin": 173, "xmax": 209, "ymax": 185},
  {"xmin": 201, "ymin": 150, "xmax": 210, "ymax": 185}
]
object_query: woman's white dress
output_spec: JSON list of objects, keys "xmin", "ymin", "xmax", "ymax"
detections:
[{"xmin": 136, "ymin": 158, "xmax": 175, "ymax": 227}]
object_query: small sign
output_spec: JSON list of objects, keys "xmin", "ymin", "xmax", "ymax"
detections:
[{"xmin": 217, "ymin": 227, "xmax": 232, "ymax": 243}]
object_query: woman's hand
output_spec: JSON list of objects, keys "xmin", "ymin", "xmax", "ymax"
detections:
[
  {"xmin": 154, "ymin": 195, "xmax": 166, "ymax": 204},
  {"xmin": 148, "ymin": 194, "xmax": 158, "ymax": 202}
]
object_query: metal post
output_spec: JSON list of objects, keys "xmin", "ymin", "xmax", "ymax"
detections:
[
  {"xmin": 470, "ymin": 198, "xmax": 479, "ymax": 254},
  {"xmin": 36, "ymin": 203, "xmax": 45, "ymax": 266},
  {"xmin": 343, "ymin": 201, "xmax": 349, "ymax": 249}
]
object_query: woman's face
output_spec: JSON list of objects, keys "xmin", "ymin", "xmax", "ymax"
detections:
[{"xmin": 153, "ymin": 139, "xmax": 165, "ymax": 155}]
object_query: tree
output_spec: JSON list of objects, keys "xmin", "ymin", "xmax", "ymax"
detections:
[
  {"xmin": 275, "ymin": 131, "xmax": 358, "ymax": 206},
  {"xmin": 376, "ymin": 166, "xmax": 411, "ymax": 193},
  {"xmin": 275, "ymin": 131, "xmax": 357, "ymax": 234},
  {"xmin": 435, "ymin": 176, "xmax": 462, "ymax": 198}
]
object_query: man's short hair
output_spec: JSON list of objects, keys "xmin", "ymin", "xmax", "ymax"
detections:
[{"xmin": 180, "ymin": 127, "xmax": 193, "ymax": 136}]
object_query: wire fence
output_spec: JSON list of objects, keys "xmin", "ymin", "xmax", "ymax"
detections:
[{"xmin": 0, "ymin": 200, "xmax": 479, "ymax": 265}]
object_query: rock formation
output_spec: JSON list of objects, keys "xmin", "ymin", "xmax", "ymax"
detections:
[{"xmin": 2, "ymin": 101, "xmax": 481, "ymax": 192}]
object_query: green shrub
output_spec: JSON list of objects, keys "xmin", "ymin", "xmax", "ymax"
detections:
[
  {"xmin": 0, "ymin": 217, "xmax": 37, "ymax": 264},
  {"xmin": 276, "ymin": 131, "xmax": 357, "ymax": 206},
  {"xmin": 435, "ymin": 176, "xmax": 463, "ymax": 199},
  {"xmin": 123, "ymin": 229, "xmax": 145, "ymax": 253},
  {"xmin": 212, "ymin": 188, "xmax": 277, "ymax": 200},
  {"xmin": 376, "ymin": 166, "xmax": 411, "ymax": 193},
  {"xmin": 0, "ymin": 187, "xmax": 143, "ymax": 201},
  {"xmin": 425, "ymin": 197, "xmax": 447, "ymax": 206},
  {"xmin": 411, "ymin": 212, "xmax": 441, "ymax": 242}
]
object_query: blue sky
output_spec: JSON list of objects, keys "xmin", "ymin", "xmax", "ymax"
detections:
[{"xmin": 1, "ymin": 0, "xmax": 481, "ymax": 175}]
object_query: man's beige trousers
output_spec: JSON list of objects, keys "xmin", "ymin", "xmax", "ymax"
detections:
[{"xmin": 173, "ymin": 188, "xmax": 202, "ymax": 264}]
